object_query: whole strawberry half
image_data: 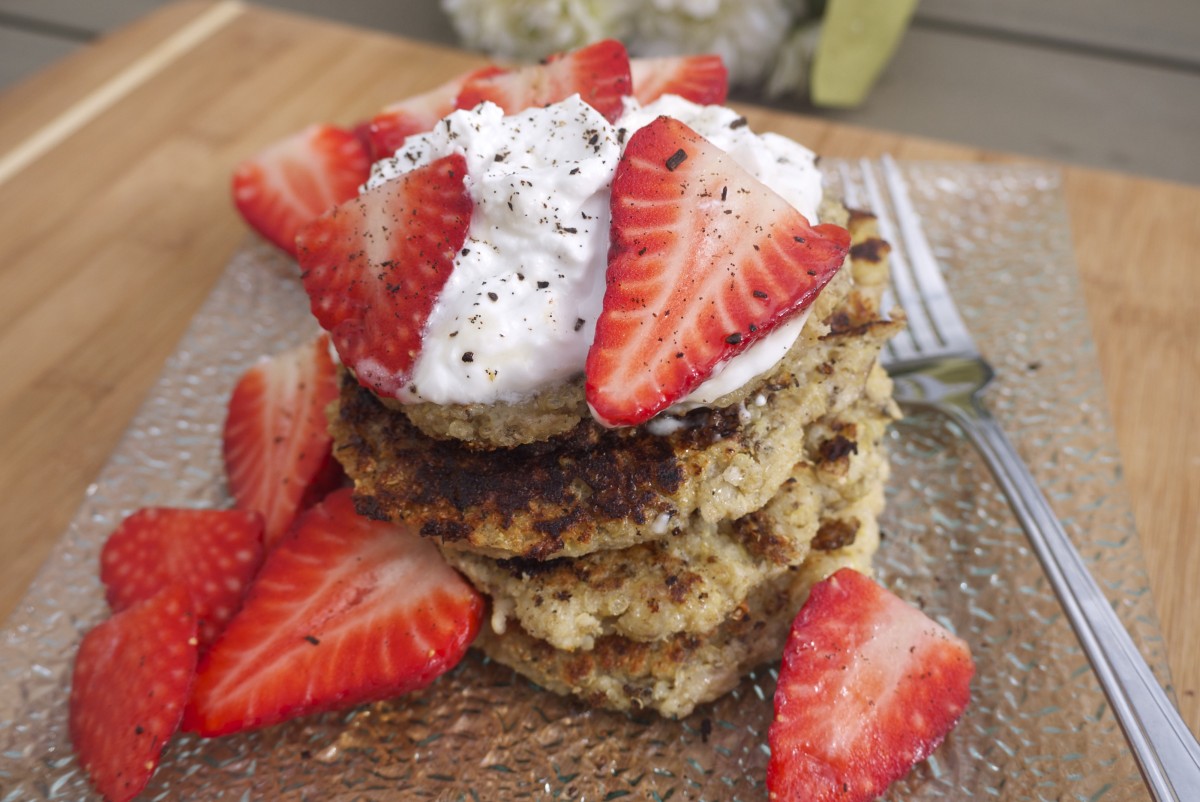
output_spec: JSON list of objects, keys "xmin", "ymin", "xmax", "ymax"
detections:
[
  {"xmin": 367, "ymin": 65, "xmax": 504, "ymax": 160},
  {"xmin": 232, "ymin": 124, "xmax": 372, "ymax": 257},
  {"xmin": 223, "ymin": 333, "xmax": 341, "ymax": 547},
  {"xmin": 100, "ymin": 507, "xmax": 265, "ymax": 647},
  {"xmin": 456, "ymin": 39, "xmax": 631, "ymax": 123},
  {"xmin": 630, "ymin": 54, "xmax": 729, "ymax": 106},
  {"xmin": 182, "ymin": 488, "xmax": 484, "ymax": 737},
  {"xmin": 767, "ymin": 568, "xmax": 975, "ymax": 802},
  {"xmin": 586, "ymin": 115, "xmax": 850, "ymax": 427},
  {"xmin": 70, "ymin": 586, "xmax": 198, "ymax": 802},
  {"xmin": 297, "ymin": 153, "xmax": 472, "ymax": 398}
]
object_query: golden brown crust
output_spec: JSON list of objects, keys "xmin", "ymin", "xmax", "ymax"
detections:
[
  {"xmin": 472, "ymin": 510, "xmax": 881, "ymax": 718},
  {"xmin": 441, "ymin": 400, "xmax": 890, "ymax": 651},
  {"xmin": 333, "ymin": 339, "xmax": 898, "ymax": 560}
]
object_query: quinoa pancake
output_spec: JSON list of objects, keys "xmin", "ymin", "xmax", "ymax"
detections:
[
  {"xmin": 386, "ymin": 200, "xmax": 882, "ymax": 449},
  {"xmin": 441, "ymin": 400, "xmax": 890, "ymax": 651},
  {"xmin": 333, "ymin": 332, "xmax": 898, "ymax": 560},
  {"xmin": 472, "ymin": 508, "xmax": 881, "ymax": 719}
]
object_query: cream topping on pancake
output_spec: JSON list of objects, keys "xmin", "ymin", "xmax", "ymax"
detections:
[{"xmin": 365, "ymin": 94, "xmax": 827, "ymax": 416}]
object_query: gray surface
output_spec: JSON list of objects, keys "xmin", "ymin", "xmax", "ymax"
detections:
[
  {"xmin": 746, "ymin": 26, "xmax": 1200, "ymax": 185},
  {"xmin": 0, "ymin": 24, "xmax": 79, "ymax": 88},
  {"xmin": 1, "ymin": 0, "xmax": 1197, "ymax": 185},
  {"xmin": 918, "ymin": 0, "xmax": 1200, "ymax": 66}
]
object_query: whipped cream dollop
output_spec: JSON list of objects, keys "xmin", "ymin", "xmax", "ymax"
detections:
[{"xmin": 365, "ymin": 93, "xmax": 826, "ymax": 411}]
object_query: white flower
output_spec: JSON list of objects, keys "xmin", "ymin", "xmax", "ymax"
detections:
[
  {"xmin": 628, "ymin": 0, "xmax": 801, "ymax": 85},
  {"xmin": 441, "ymin": 0, "xmax": 819, "ymax": 90},
  {"xmin": 441, "ymin": 0, "xmax": 636, "ymax": 61}
]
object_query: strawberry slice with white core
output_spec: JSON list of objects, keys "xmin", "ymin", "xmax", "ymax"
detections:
[
  {"xmin": 456, "ymin": 39, "xmax": 631, "ymax": 123},
  {"xmin": 367, "ymin": 65, "xmax": 504, "ymax": 160},
  {"xmin": 767, "ymin": 569, "xmax": 975, "ymax": 802},
  {"xmin": 100, "ymin": 507, "xmax": 265, "ymax": 646},
  {"xmin": 630, "ymin": 55, "xmax": 729, "ymax": 106},
  {"xmin": 297, "ymin": 153, "xmax": 472, "ymax": 398},
  {"xmin": 223, "ymin": 333, "xmax": 341, "ymax": 547},
  {"xmin": 586, "ymin": 115, "xmax": 850, "ymax": 427},
  {"xmin": 70, "ymin": 586, "xmax": 198, "ymax": 802},
  {"xmin": 182, "ymin": 488, "xmax": 484, "ymax": 737},
  {"xmin": 231, "ymin": 124, "xmax": 372, "ymax": 257}
]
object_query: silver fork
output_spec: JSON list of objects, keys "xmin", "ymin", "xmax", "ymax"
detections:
[{"xmin": 841, "ymin": 156, "xmax": 1200, "ymax": 801}]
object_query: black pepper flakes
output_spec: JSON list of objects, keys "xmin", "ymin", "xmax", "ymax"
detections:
[
  {"xmin": 725, "ymin": 332, "xmax": 743, "ymax": 345},
  {"xmin": 488, "ymin": 292, "xmax": 499, "ymax": 302},
  {"xmin": 730, "ymin": 116, "xmax": 748, "ymax": 129},
  {"xmin": 665, "ymin": 149, "xmax": 688, "ymax": 171},
  {"xmin": 537, "ymin": 280, "xmax": 549, "ymax": 289},
  {"xmin": 462, "ymin": 352, "xmax": 475, "ymax": 363},
  {"xmin": 304, "ymin": 635, "xmax": 320, "ymax": 646},
  {"xmin": 574, "ymin": 318, "xmax": 585, "ymax": 331}
]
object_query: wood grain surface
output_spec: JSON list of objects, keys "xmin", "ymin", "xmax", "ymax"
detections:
[{"xmin": 0, "ymin": 0, "xmax": 1196, "ymax": 737}]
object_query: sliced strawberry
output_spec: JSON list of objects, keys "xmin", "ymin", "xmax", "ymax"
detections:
[
  {"xmin": 99, "ymin": 508, "xmax": 265, "ymax": 646},
  {"xmin": 767, "ymin": 569, "xmax": 975, "ymax": 802},
  {"xmin": 223, "ymin": 334, "xmax": 342, "ymax": 547},
  {"xmin": 232, "ymin": 124, "xmax": 371, "ymax": 256},
  {"xmin": 585, "ymin": 116, "xmax": 850, "ymax": 426},
  {"xmin": 182, "ymin": 488, "xmax": 483, "ymax": 737},
  {"xmin": 630, "ymin": 54, "xmax": 728, "ymax": 106},
  {"xmin": 297, "ymin": 153, "xmax": 472, "ymax": 398},
  {"xmin": 350, "ymin": 118, "xmax": 375, "ymax": 157},
  {"xmin": 70, "ymin": 586, "xmax": 198, "ymax": 802},
  {"xmin": 456, "ymin": 39, "xmax": 631, "ymax": 123},
  {"xmin": 367, "ymin": 65, "xmax": 504, "ymax": 160}
]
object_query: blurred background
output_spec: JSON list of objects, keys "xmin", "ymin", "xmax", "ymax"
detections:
[{"xmin": 2, "ymin": 0, "xmax": 1197, "ymax": 185}]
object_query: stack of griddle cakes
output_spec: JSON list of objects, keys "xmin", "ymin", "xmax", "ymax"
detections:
[{"xmin": 329, "ymin": 205, "xmax": 903, "ymax": 718}]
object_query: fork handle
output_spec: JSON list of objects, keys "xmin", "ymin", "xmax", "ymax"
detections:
[{"xmin": 949, "ymin": 403, "xmax": 1200, "ymax": 801}]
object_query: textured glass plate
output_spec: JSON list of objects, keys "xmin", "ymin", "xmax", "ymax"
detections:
[{"xmin": 0, "ymin": 163, "xmax": 1167, "ymax": 801}]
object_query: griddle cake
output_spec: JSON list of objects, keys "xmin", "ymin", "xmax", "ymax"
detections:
[
  {"xmin": 334, "ymin": 342, "xmax": 896, "ymax": 560},
  {"xmin": 393, "ymin": 198, "xmax": 872, "ymax": 449},
  {"xmin": 326, "ymin": 205, "xmax": 902, "ymax": 718},
  {"xmin": 473, "ymin": 505, "xmax": 881, "ymax": 718},
  {"xmin": 441, "ymin": 395, "xmax": 891, "ymax": 651}
]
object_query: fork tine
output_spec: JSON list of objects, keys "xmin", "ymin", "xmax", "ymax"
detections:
[
  {"xmin": 857, "ymin": 159, "xmax": 930, "ymax": 362},
  {"xmin": 880, "ymin": 155, "xmax": 975, "ymax": 353}
]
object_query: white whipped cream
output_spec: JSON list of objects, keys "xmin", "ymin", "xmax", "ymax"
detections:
[
  {"xmin": 368, "ymin": 97, "xmax": 618, "ymax": 404},
  {"xmin": 364, "ymin": 94, "xmax": 827, "ymax": 415}
]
